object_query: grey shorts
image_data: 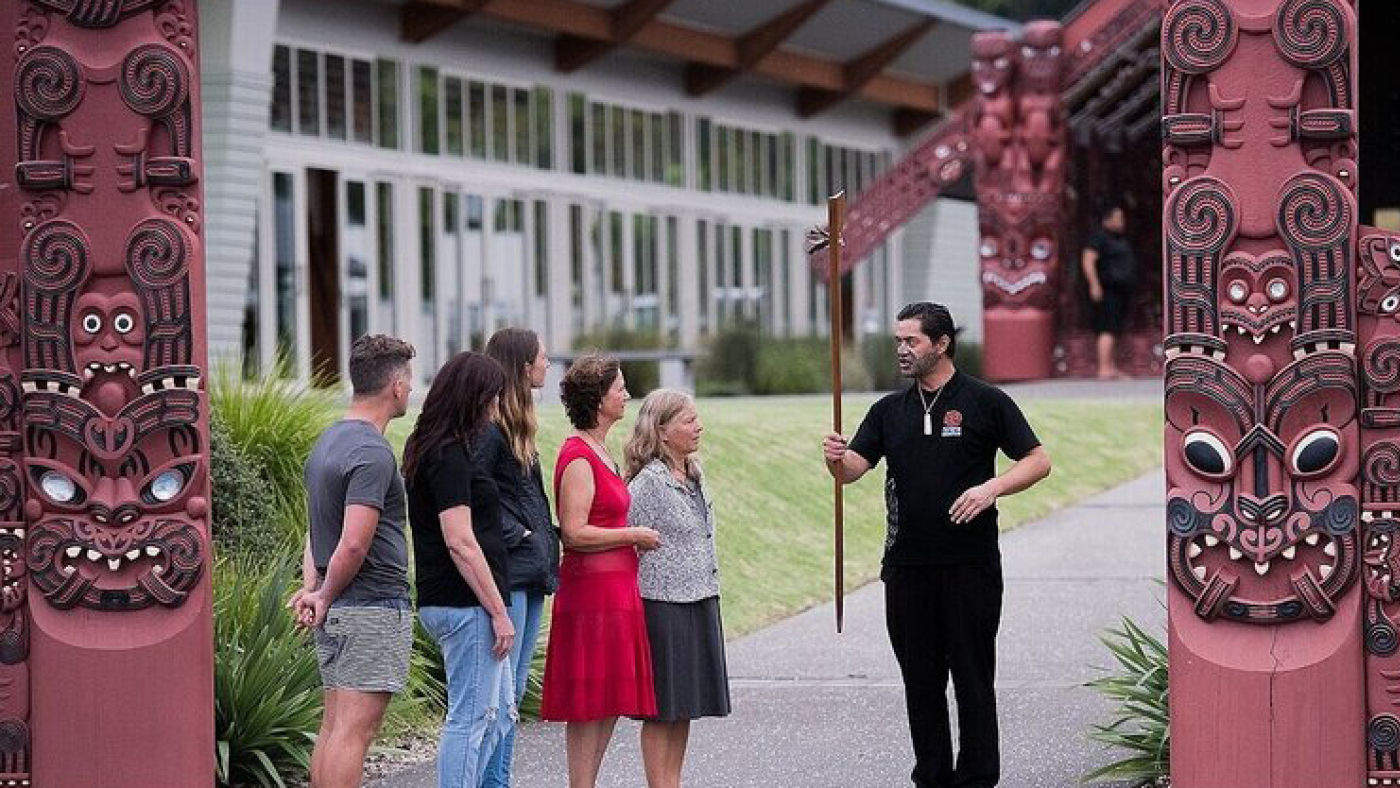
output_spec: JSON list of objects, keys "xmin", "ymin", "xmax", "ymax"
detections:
[{"xmin": 314, "ymin": 600, "xmax": 414, "ymax": 693}]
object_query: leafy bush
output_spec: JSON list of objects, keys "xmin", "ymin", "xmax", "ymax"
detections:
[
  {"xmin": 573, "ymin": 326, "xmax": 669, "ymax": 396},
  {"xmin": 215, "ymin": 556, "xmax": 321, "ymax": 788},
  {"xmin": 209, "ymin": 360, "xmax": 336, "ymax": 533},
  {"xmin": 1082, "ymin": 616, "xmax": 1169, "ymax": 787},
  {"xmin": 696, "ymin": 322, "xmax": 762, "ymax": 396},
  {"xmin": 753, "ymin": 338, "xmax": 872, "ymax": 395},
  {"xmin": 861, "ymin": 335, "xmax": 902, "ymax": 392},
  {"xmin": 955, "ymin": 340, "xmax": 984, "ymax": 381},
  {"xmin": 209, "ymin": 409, "xmax": 282, "ymax": 562}
]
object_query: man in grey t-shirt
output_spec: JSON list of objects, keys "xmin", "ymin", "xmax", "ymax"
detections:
[{"xmin": 291, "ymin": 334, "xmax": 415, "ymax": 788}]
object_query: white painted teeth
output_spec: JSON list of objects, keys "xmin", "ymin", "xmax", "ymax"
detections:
[
  {"xmin": 125, "ymin": 549, "xmax": 140, "ymax": 561},
  {"xmin": 1324, "ymin": 542, "xmax": 1337, "ymax": 557},
  {"xmin": 1270, "ymin": 325, "xmax": 1282, "ymax": 334},
  {"xmin": 1229, "ymin": 547, "xmax": 1243, "ymax": 560},
  {"xmin": 1254, "ymin": 562, "xmax": 1270, "ymax": 576},
  {"xmin": 145, "ymin": 546, "xmax": 160, "ymax": 557},
  {"xmin": 65, "ymin": 546, "xmax": 81, "ymax": 558},
  {"xmin": 1205, "ymin": 535, "xmax": 1220, "ymax": 547},
  {"xmin": 154, "ymin": 565, "xmax": 164, "ymax": 575},
  {"xmin": 1188, "ymin": 542, "xmax": 1203, "ymax": 558},
  {"xmin": 1193, "ymin": 565, "xmax": 1207, "ymax": 581},
  {"xmin": 1282, "ymin": 546, "xmax": 1296, "ymax": 560},
  {"xmin": 85, "ymin": 549, "xmax": 100, "ymax": 562},
  {"xmin": 106, "ymin": 558, "xmax": 120, "ymax": 571},
  {"xmin": 1252, "ymin": 333, "xmax": 1265, "ymax": 345},
  {"xmin": 1320, "ymin": 564, "xmax": 1334, "ymax": 579},
  {"xmin": 1305, "ymin": 534, "xmax": 1320, "ymax": 546}
]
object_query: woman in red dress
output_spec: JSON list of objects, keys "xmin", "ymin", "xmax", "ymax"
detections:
[{"xmin": 541, "ymin": 354, "xmax": 661, "ymax": 787}]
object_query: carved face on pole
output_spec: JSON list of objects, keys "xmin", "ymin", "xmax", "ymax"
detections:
[{"xmin": 971, "ymin": 32, "xmax": 1015, "ymax": 97}]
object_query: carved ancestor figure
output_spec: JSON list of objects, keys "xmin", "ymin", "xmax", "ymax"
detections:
[
  {"xmin": 973, "ymin": 23, "xmax": 1066, "ymax": 383},
  {"xmin": 1160, "ymin": 1, "xmax": 1364, "ymax": 785},
  {"xmin": 2, "ymin": 1, "xmax": 212, "ymax": 785}
]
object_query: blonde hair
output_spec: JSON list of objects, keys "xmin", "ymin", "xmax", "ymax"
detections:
[
  {"xmin": 624, "ymin": 389, "xmax": 700, "ymax": 482},
  {"xmin": 484, "ymin": 328, "xmax": 540, "ymax": 468}
]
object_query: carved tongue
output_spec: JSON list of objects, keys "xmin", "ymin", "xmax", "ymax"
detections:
[
  {"xmin": 89, "ymin": 378, "xmax": 129, "ymax": 416},
  {"xmin": 1243, "ymin": 354, "xmax": 1276, "ymax": 386}
]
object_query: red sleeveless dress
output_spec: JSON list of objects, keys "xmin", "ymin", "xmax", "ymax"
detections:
[{"xmin": 540, "ymin": 436, "xmax": 657, "ymax": 720}]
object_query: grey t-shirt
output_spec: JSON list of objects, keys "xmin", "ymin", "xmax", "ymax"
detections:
[{"xmin": 305, "ymin": 419, "xmax": 410, "ymax": 602}]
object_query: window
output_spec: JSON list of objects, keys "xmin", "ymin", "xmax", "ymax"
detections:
[
  {"xmin": 513, "ymin": 87, "xmax": 531, "ymax": 166},
  {"xmin": 417, "ymin": 66, "xmax": 440, "ymax": 155},
  {"xmin": 697, "ymin": 119, "xmax": 712, "ymax": 191},
  {"xmin": 570, "ymin": 204, "xmax": 585, "ymax": 334},
  {"xmin": 666, "ymin": 216, "xmax": 679, "ymax": 340},
  {"xmin": 325, "ymin": 54, "xmax": 347, "ymax": 140},
  {"xmin": 376, "ymin": 59, "xmax": 399, "ymax": 149},
  {"xmin": 590, "ymin": 103, "xmax": 607, "ymax": 175},
  {"xmin": 609, "ymin": 105, "xmax": 626, "ymax": 178},
  {"xmin": 345, "ymin": 181, "xmax": 370, "ymax": 343},
  {"xmin": 296, "ymin": 49, "xmax": 320, "ymax": 135},
  {"xmin": 649, "ymin": 112, "xmax": 664, "ymax": 183},
  {"xmin": 609, "ymin": 211, "xmax": 625, "ymax": 297},
  {"xmin": 666, "ymin": 112, "xmax": 684, "ymax": 187},
  {"xmin": 418, "ymin": 188, "xmax": 438, "ymax": 378},
  {"xmin": 569, "ymin": 93, "xmax": 587, "ymax": 175},
  {"xmin": 534, "ymin": 88, "xmax": 553, "ymax": 170},
  {"xmin": 630, "ymin": 109, "xmax": 646, "ymax": 181},
  {"xmin": 491, "ymin": 85, "xmax": 509, "ymax": 162},
  {"xmin": 376, "ymin": 182, "xmax": 396, "ymax": 333},
  {"xmin": 271, "ymin": 46, "xmax": 291, "ymax": 132},
  {"xmin": 352, "ymin": 59, "xmax": 373, "ymax": 143},
  {"xmin": 468, "ymin": 81, "xmax": 487, "ymax": 158},
  {"xmin": 534, "ymin": 200, "xmax": 549, "ymax": 299},
  {"xmin": 697, "ymin": 220, "xmax": 710, "ymax": 334},
  {"xmin": 273, "ymin": 173, "xmax": 297, "ymax": 361},
  {"xmin": 445, "ymin": 76, "xmax": 464, "ymax": 156},
  {"xmin": 633, "ymin": 214, "xmax": 658, "ymax": 330}
]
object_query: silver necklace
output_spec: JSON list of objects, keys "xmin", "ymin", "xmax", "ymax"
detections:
[
  {"xmin": 579, "ymin": 430, "xmax": 620, "ymax": 475},
  {"xmin": 917, "ymin": 384, "xmax": 944, "ymax": 436}
]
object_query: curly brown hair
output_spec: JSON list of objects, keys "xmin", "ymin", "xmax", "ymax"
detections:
[{"xmin": 560, "ymin": 354, "xmax": 620, "ymax": 430}]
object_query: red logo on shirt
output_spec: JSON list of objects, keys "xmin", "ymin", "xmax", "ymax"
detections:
[{"xmin": 944, "ymin": 410, "xmax": 963, "ymax": 427}]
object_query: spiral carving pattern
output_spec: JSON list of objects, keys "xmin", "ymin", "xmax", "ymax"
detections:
[
  {"xmin": 1273, "ymin": 0, "xmax": 1350, "ymax": 69},
  {"xmin": 22, "ymin": 220, "xmax": 90, "ymax": 293},
  {"xmin": 1278, "ymin": 174, "xmax": 1352, "ymax": 250},
  {"xmin": 1366, "ymin": 339, "xmax": 1400, "ymax": 394},
  {"xmin": 1371, "ymin": 714, "xmax": 1400, "ymax": 752},
  {"xmin": 125, "ymin": 219, "xmax": 190, "ymax": 288},
  {"xmin": 119, "ymin": 44, "xmax": 188, "ymax": 118},
  {"xmin": 1366, "ymin": 443, "xmax": 1400, "ymax": 488},
  {"xmin": 1164, "ymin": 0, "xmax": 1237, "ymax": 75},
  {"xmin": 1166, "ymin": 178, "xmax": 1237, "ymax": 254},
  {"xmin": 15, "ymin": 45, "xmax": 83, "ymax": 121}
]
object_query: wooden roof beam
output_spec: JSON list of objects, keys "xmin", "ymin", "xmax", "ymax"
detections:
[
  {"xmin": 400, "ymin": 0, "xmax": 490, "ymax": 44},
  {"xmin": 556, "ymin": 0, "xmax": 678, "ymax": 73},
  {"xmin": 797, "ymin": 19, "xmax": 935, "ymax": 118},
  {"xmin": 685, "ymin": 0, "xmax": 831, "ymax": 98}
]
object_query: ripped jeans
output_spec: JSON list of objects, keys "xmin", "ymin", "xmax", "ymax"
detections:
[{"xmin": 420, "ymin": 606, "xmax": 518, "ymax": 788}]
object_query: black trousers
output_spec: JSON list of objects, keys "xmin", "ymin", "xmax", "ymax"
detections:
[{"xmin": 885, "ymin": 560, "xmax": 1004, "ymax": 788}]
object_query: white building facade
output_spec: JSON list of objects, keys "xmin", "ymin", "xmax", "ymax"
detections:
[{"xmin": 200, "ymin": 0, "xmax": 999, "ymax": 383}]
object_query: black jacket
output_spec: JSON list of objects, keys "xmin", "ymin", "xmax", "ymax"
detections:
[{"xmin": 475, "ymin": 423, "xmax": 560, "ymax": 594}]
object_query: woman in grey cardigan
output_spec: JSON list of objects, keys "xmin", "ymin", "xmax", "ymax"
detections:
[{"xmin": 623, "ymin": 389, "xmax": 731, "ymax": 788}]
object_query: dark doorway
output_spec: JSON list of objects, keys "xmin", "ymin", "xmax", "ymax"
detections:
[
  {"xmin": 1359, "ymin": 0, "xmax": 1400, "ymax": 226},
  {"xmin": 307, "ymin": 168, "xmax": 341, "ymax": 384}
]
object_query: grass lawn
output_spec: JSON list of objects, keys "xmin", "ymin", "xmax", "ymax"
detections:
[{"xmin": 387, "ymin": 393, "xmax": 1163, "ymax": 638}]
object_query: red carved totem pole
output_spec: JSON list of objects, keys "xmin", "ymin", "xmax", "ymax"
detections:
[
  {"xmin": 973, "ymin": 21, "xmax": 1067, "ymax": 382},
  {"xmin": 1161, "ymin": 0, "xmax": 1364, "ymax": 784},
  {"xmin": 0, "ymin": 1, "xmax": 213, "ymax": 785}
]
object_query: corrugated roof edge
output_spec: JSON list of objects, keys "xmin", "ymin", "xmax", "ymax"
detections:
[{"xmin": 872, "ymin": 0, "xmax": 1021, "ymax": 31}]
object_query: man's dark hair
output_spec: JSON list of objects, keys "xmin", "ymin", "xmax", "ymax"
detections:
[
  {"xmin": 1099, "ymin": 203, "xmax": 1125, "ymax": 224},
  {"xmin": 897, "ymin": 302, "xmax": 958, "ymax": 358},
  {"xmin": 348, "ymin": 334, "xmax": 416, "ymax": 396},
  {"xmin": 560, "ymin": 354, "xmax": 621, "ymax": 430}
]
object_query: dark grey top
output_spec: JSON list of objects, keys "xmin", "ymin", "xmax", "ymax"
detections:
[
  {"xmin": 305, "ymin": 419, "xmax": 410, "ymax": 602},
  {"xmin": 476, "ymin": 423, "xmax": 560, "ymax": 594},
  {"xmin": 629, "ymin": 459, "xmax": 720, "ymax": 603}
]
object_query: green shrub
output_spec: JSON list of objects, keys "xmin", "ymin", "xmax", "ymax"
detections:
[
  {"xmin": 573, "ymin": 326, "xmax": 668, "ymax": 396},
  {"xmin": 1082, "ymin": 616, "xmax": 1169, "ymax": 787},
  {"xmin": 696, "ymin": 322, "xmax": 762, "ymax": 396},
  {"xmin": 209, "ymin": 409, "xmax": 282, "ymax": 562},
  {"xmin": 752, "ymin": 338, "xmax": 873, "ymax": 395},
  {"xmin": 861, "ymin": 335, "xmax": 902, "ymax": 392},
  {"xmin": 214, "ymin": 556, "xmax": 321, "ymax": 788},
  {"xmin": 955, "ymin": 340, "xmax": 984, "ymax": 380},
  {"xmin": 209, "ymin": 360, "xmax": 337, "ymax": 533}
]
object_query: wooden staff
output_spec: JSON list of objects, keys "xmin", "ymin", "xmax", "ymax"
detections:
[{"xmin": 827, "ymin": 191, "xmax": 846, "ymax": 634}]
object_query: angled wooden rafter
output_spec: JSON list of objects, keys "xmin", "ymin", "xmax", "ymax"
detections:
[
  {"xmin": 685, "ymin": 0, "xmax": 831, "ymax": 97},
  {"xmin": 797, "ymin": 19, "xmax": 935, "ymax": 118},
  {"xmin": 401, "ymin": 0, "xmax": 492, "ymax": 44},
  {"xmin": 556, "ymin": 0, "xmax": 678, "ymax": 73}
]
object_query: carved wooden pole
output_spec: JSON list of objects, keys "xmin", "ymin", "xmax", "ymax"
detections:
[
  {"xmin": 3, "ymin": 2, "xmax": 213, "ymax": 785},
  {"xmin": 1161, "ymin": 1, "xmax": 1363, "ymax": 785},
  {"xmin": 973, "ymin": 21, "xmax": 1067, "ymax": 383}
]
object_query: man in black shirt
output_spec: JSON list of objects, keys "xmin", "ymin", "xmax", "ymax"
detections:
[
  {"xmin": 823, "ymin": 302, "xmax": 1052, "ymax": 788},
  {"xmin": 1080, "ymin": 204, "xmax": 1138, "ymax": 380}
]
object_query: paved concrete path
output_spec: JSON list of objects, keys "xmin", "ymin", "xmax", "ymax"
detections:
[{"xmin": 370, "ymin": 468, "xmax": 1166, "ymax": 788}]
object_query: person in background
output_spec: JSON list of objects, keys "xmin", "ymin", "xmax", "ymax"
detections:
[
  {"xmin": 293, "ymin": 334, "xmax": 417, "ymax": 788},
  {"xmin": 1080, "ymin": 204, "xmax": 1138, "ymax": 380},
  {"xmin": 540, "ymin": 354, "xmax": 661, "ymax": 788},
  {"xmin": 403, "ymin": 352, "xmax": 515, "ymax": 788},
  {"xmin": 480, "ymin": 328, "xmax": 561, "ymax": 788},
  {"xmin": 624, "ymin": 389, "xmax": 731, "ymax": 788}
]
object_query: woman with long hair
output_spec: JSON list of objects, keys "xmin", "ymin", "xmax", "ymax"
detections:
[
  {"xmin": 403, "ymin": 352, "xmax": 515, "ymax": 788},
  {"xmin": 479, "ymin": 328, "xmax": 559, "ymax": 788},
  {"xmin": 540, "ymin": 354, "xmax": 661, "ymax": 787},
  {"xmin": 623, "ymin": 390, "xmax": 731, "ymax": 788}
]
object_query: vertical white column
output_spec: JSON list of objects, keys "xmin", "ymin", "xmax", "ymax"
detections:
[{"xmin": 677, "ymin": 214, "xmax": 699, "ymax": 348}]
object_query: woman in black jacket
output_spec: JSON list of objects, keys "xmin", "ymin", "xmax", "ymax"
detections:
[{"xmin": 480, "ymin": 327, "xmax": 561, "ymax": 787}]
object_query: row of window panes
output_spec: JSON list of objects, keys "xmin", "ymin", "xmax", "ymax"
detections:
[
  {"xmin": 271, "ymin": 45, "xmax": 399, "ymax": 149},
  {"xmin": 568, "ymin": 94, "xmax": 684, "ymax": 187},
  {"xmin": 417, "ymin": 68, "xmax": 553, "ymax": 169},
  {"xmin": 806, "ymin": 138, "xmax": 891, "ymax": 205},
  {"xmin": 697, "ymin": 120, "xmax": 795, "ymax": 202}
]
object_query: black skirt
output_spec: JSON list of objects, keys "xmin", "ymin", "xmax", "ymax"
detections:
[{"xmin": 643, "ymin": 597, "xmax": 732, "ymax": 722}]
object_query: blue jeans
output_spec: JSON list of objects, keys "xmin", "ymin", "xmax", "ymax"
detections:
[
  {"xmin": 482, "ymin": 590, "xmax": 546, "ymax": 788},
  {"xmin": 420, "ymin": 606, "xmax": 518, "ymax": 788}
]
